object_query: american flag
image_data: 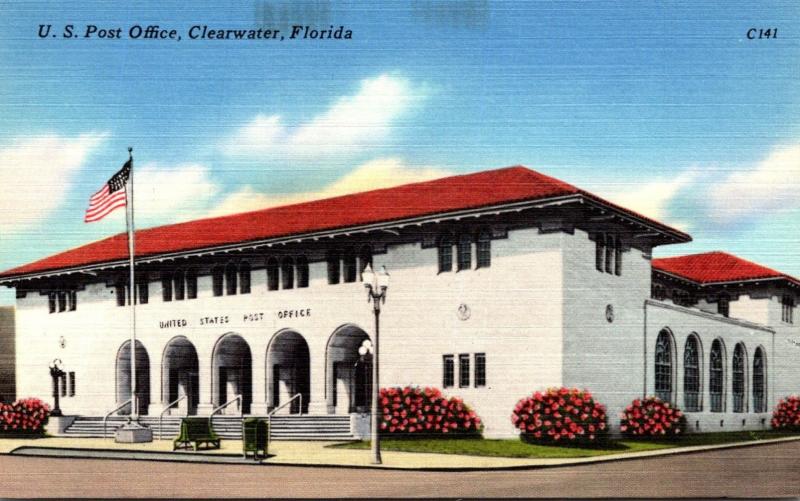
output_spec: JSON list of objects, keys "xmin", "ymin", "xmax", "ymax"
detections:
[{"xmin": 84, "ymin": 159, "xmax": 131, "ymax": 223}]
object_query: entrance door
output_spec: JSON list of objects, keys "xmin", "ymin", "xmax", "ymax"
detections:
[{"xmin": 353, "ymin": 359, "xmax": 372, "ymax": 412}]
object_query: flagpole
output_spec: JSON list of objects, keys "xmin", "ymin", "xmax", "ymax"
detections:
[{"xmin": 124, "ymin": 147, "xmax": 138, "ymax": 421}]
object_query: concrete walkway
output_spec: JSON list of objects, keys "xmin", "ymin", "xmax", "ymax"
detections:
[{"xmin": 3, "ymin": 435, "xmax": 800, "ymax": 470}]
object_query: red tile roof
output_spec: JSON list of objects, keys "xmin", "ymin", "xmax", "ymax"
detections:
[
  {"xmin": 0, "ymin": 165, "xmax": 689, "ymax": 280},
  {"xmin": 652, "ymin": 251, "xmax": 800, "ymax": 287}
]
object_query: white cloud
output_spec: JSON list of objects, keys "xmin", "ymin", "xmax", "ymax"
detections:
[
  {"xmin": 210, "ymin": 158, "xmax": 451, "ymax": 217},
  {"xmin": 97, "ymin": 162, "xmax": 220, "ymax": 227},
  {"xmin": 0, "ymin": 133, "xmax": 106, "ymax": 233},
  {"xmin": 593, "ymin": 171, "xmax": 695, "ymax": 224},
  {"xmin": 224, "ymin": 74, "xmax": 419, "ymax": 157},
  {"xmin": 708, "ymin": 143, "xmax": 800, "ymax": 224}
]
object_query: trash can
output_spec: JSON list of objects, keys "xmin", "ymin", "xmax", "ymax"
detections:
[{"xmin": 242, "ymin": 418, "xmax": 268, "ymax": 460}]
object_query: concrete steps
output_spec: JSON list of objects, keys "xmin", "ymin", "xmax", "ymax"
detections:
[{"xmin": 62, "ymin": 415, "xmax": 356, "ymax": 441}]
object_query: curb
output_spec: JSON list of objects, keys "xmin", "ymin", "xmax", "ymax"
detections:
[{"xmin": 6, "ymin": 435, "xmax": 800, "ymax": 471}]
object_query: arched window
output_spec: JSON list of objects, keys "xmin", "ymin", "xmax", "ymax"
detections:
[
  {"xmin": 438, "ymin": 233, "xmax": 453, "ymax": 273},
  {"xmin": 710, "ymin": 339, "xmax": 725, "ymax": 412},
  {"xmin": 212, "ymin": 266, "xmax": 224, "ymax": 297},
  {"xmin": 185, "ymin": 268, "xmax": 197, "ymax": 299},
  {"xmin": 733, "ymin": 343, "xmax": 746, "ymax": 413},
  {"xmin": 684, "ymin": 335, "xmax": 701, "ymax": 411},
  {"xmin": 753, "ymin": 347, "xmax": 766, "ymax": 413},
  {"xmin": 358, "ymin": 245, "xmax": 372, "ymax": 280},
  {"xmin": 282, "ymin": 257, "xmax": 294, "ymax": 290},
  {"xmin": 173, "ymin": 269, "xmax": 185, "ymax": 301},
  {"xmin": 162, "ymin": 272, "xmax": 173, "ymax": 302},
  {"xmin": 224, "ymin": 262, "xmax": 238, "ymax": 296},
  {"xmin": 326, "ymin": 250, "xmax": 340, "ymax": 285},
  {"xmin": 457, "ymin": 233, "xmax": 472, "ymax": 271},
  {"xmin": 477, "ymin": 229, "xmax": 491, "ymax": 268},
  {"xmin": 655, "ymin": 329, "xmax": 673, "ymax": 403},
  {"xmin": 239, "ymin": 261, "xmax": 251, "ymax": 294},
  {"xmin": 343, "ymin": 249, "xmax": 357, "ymax": 283},
  {"xmin": 267, "ymin": 257, "xmax": 279, "ymax": 291},
  {"xmin": 296, "ymin": 256, "xmax": 309, "ymax": 288}
]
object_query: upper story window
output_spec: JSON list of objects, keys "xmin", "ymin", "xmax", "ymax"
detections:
[
  {"xmin": 595, "ymin": 232, "xmax": 622, "ymax": 275},
  {"xmin": 174, "ymin": 270, "xmax": 185, "ymax": 301},
  {"xmin": 673, "ymin": 289, "xmax": 693, "ymax": 307},
  {"xmin": 212, "ymin": 266, "xmax": 224, "ymax": 297},
  {"xmin": 185, "ymin": 268, "xmax": 197, "ymax": 299},
  {"xmin": 224, "ymin": 262, "xmax": 238, "ymax": 295},
  {"xmin": 783, "ymin": 295, "xmax": 795, "ymax": 324},
  {"xmin": 267, "ymin": 257, "xmax": 280, "ymax": 291},
  {"xmin": 164, "ymin": 269, "xmax": 195, "ymax": 302},
  {"xmin": 49, "ymin": 290, "xmax": 76, "ymax": 313},
  {"xmin": 457, "ymin": 234, "xmax": 472, "ymax": 271},
  {"xmin": 239, "ymin": 261, "xmax": 251, "ymax": 294},
  {"xmin": 162, "ymin": 272, "xmax": 173, "ymax": 302},
  {"xmin": 438, "ymin": 233, "xmax": 453, "ymax": 273},
  {"xmin": 343, "ymin": 249, "xmax": 357, "ymax": 283},
  {"xmin": 718, "ymin": 293, "xmax": 730, "ymax": 317},
  {"xmin": 296, "ymin": 256, "xmax": 309, "ymax": 288},
  {"xmin": 327, "ymin": 251, "xmax": 340, "ymax": 285},
  {"xmin": 358, "ymin": 245, "xmax": 372, "ymax": 281},
  {"xmin": 115, "ymin": 274, "xmax": 148, "ymax": 306},
  {"xmin": 281, "ymin": 257, "xmax": 295, "ymax": 290},
  {"xmin": 476, "ymin": 230, "xmax": 491, "ymax": 268},
  {"xmin": 652, "ymin": 284, "xmax": 666, "ymax": 301}
]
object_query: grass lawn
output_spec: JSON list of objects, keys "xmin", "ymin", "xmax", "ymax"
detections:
[{"xmin": 328, "ymin": 430, "xmax": 800, "ymax": 459}]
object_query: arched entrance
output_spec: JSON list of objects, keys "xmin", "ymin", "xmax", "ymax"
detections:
[
  {"xmin": 116, "ymin": 340, "xmax": 151, "ymax": 416},
  {"xmin": 266, "ymin": 330, "xmax": 310, "ymax": 414},
  {"xmin": 212, "ymin": 333, "xmax": 252, "ymax": 414},
  {"xmin": 326, "ymin": 324, "xmax": 371, "ymax": 415},
  {"xmin": 162, "ymin": 336, "xmax": 199, "ymax": 415}
]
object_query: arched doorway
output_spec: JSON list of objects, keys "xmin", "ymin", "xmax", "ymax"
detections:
[
  {"xmin": 116, "ymin": 340, "xmax": 151, "ymax": 416},
  {"xmin": 211, "ymin": 333, "xmax": 252, "ymax": 414},
  {"xmin": 266, "ymin": 330, "xmax": 310, "ymax": 414},
  {"xmin": 162, "ymin": 336, "xmax": 199, "ymax": 415},
  {"xmin": 326, "ymin": 324, "xmax": 371, "ymax": 415}
]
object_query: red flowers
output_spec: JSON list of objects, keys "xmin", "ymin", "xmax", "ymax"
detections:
[
  {"xmin": 619, "ymin": 396, "xmax": 685, "ymax": 438},
  {"xmin": 0, "ymin": 398, "xmax": 50, "ymax": 436},
  {"xmin": 511, "ymin": 388, "xmax": 607, "ymax": 446},
  {"xmin": 771, "ymin": 395, "xmax": 800, "ymax": 431},
  {"xmin": 379, "ymin": 386, "xmax": 482, "ymax": 437}
]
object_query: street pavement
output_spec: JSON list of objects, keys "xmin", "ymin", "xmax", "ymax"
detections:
[{"xmin": 0, "ymin": 440, "xmax": 797, "ymax": 497}]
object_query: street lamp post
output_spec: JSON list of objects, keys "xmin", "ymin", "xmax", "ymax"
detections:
[
  {"xmin": 361, "ymin": 263, "xmax": 389, "ymax": 465},
  {"xmin": 48, "ymin": 359, "xmax": 65, "ymax": 417}
]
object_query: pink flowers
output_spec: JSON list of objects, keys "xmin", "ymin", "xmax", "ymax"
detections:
[
  {"xmin": 0, "ymin": 398, "xmax": 50, "ymax": 436},
  {"xmin": 379, "ymin": 386, "xmax": 483, "ymax": 437},
  {"xmin": 511, "ymin": 387, "xmax": 607, "ymax": 446},
  {"xmin": 771, "ymin": 395, "xmax": 800, "ymax": 431},
  {"xmin": 619, "ymin": 396, "xmax": 685, "ymax": 438}
]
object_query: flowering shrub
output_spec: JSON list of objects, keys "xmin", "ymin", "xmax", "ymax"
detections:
[
  {"xmin": 379, "ymin": 386, "xmax": 483, "ymax": 437},
  {"xmin": 0, "ymin": 398, "xmax": 50, "ymax": 436},
  {"xmin": 619, "ymin": 397, "xmax": 686, "ymax": 438},
  {"xmin": 511, "ymin": 387, "xmax": 608, "ymax": 446},
  {"xmin": 771, "ymin": 395, "xmax": 800, "ymax": 431}
]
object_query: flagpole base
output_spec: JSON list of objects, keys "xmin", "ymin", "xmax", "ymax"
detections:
[{"xmin": 115, "ymin": 421, "xmax": 153, "ymax": 443}]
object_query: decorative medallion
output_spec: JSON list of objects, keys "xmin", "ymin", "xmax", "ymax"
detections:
[
  {"xmin": 58, "ymin": 336, "xmax": 66, "ymax": 349},
  {"xmin": 605, "ymin": 304, "xmax": 615, "ymax": 323},
  {"xmin": 457, "ymin": 303, "xmax": 471, "ymax": 321}
]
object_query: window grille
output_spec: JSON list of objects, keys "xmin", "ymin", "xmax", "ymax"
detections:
[
  {"xmin": 753, "ymin": 348, "xmax": 766, "ymax": 413},
  {"xmin": 474, "ymin": 353, "xmax": 486, "ymax": 387},
  {"xmin": 443, "ymin": 355, "xmax": 454, "ymax": 388},
  {"xmin": 655, "ymin": 330, "xmax": 672, "ymax": 403},
  {"xmin": 477, "ymin": 230, "xmax": 491, "ymax": 268},
  {"xmin": 459, "ymin": 354, "xmax": 470, "ymax": 388},
  {"xmin": 438, "ymin": 233, "xmax": 453, "ymax": 273},
  {"xmin": 457, "ymin": 234, "xmax": 472, "ymax": 271},
  {"xmin": 710, "ymin": 339, "xmax": 724, "ymax": 412},
  {"xmin": 68, "ymin": 372, "xmax": 75, "ymax": 397},
  {"xmin": 733, "ymin": 343, "xmax": 746, "ymax": 413},
  {"xmin": 683, "ymin": 336, "xmax": 701, "ymax": 411}
]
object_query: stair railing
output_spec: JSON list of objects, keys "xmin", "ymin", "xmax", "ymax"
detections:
[
  {"xmin": 266, "ymin": 393, "xmax": 303, "ymax": 448},
  {"xmin": 158, "ymin": 394, "xmax": 187, "ymax": 440},
  {"xmin": 103, "ymin": 399, "xmax": 132, "ymax": 439},
  {"xmin": 209, "ymin": 395, "xmax": 243, "ymax": 436}
]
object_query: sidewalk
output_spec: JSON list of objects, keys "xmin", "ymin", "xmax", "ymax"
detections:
[{"xmin": 3, "ymin": 435, "xmax": 800, "ymax": 470}]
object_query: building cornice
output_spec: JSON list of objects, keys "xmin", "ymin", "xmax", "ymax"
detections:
[{"xmin": 645, "ymin": 299, "xmax": 775, "ymax": 333}]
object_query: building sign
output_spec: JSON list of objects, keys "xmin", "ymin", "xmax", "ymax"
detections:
[{"xmin": 158, "ymin": 308, "xmax": 312, "ymax": 329}]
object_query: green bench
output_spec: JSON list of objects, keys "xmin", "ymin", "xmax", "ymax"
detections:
[{"xmin": 173, "ymin": 418, "xmax": 221, "ymax": 451}]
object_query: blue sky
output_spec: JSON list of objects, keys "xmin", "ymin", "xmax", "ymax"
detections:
[{"xmin": 0, "ymin": 1, "xmax": 798, "ymax": 304}]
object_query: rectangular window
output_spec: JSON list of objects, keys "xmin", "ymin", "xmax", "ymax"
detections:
[
  {"xmin": 614, "ymin": 238, "xmax": 622, "ymax": 276},
  {"xmin": 442, "ymin": 355, "xmax": 454, "ymax": 388},
  {"xmin": 476, "ymin": 231, "xmax": 491, "ymax": 268},
  {"xmin": 57, "ymin": 292, "xmax": 67, "ymax": 312},
  {"xmin": 438, "ymin": 240, "xmax": 453, "ymax": 273},
  {"xmin": 115, "ymin": 283, "xmax": 127, "ymax": 307},
  {"xmin": 137, "ymin": 276, "xmax": 148, "ymax": 305},
  {"xmin": 68, "ymin": 291, "xmax": 77, "ymax": 311},
  {"xmin": 174, "ymin": 272, "xmax": 185, "ymax": 301},
  {"xmin": 48, "ymin": 292, "xmax": 56, "ymax": 314},
  {"xmin": 474, "ymin": 353, "xmax": 486, "ymax": 387},
  {"xmin": 718, "ymin": 294, "xmax": 730, "ymax": 317},
  {"xmin": 162, "ymin": 273, "xmax": 172, "ymax": 302},
  {"xmin": 60, "ymin": 374, "xmax": 67, "ymax": 397},
  {"xmin": 212, "ymin": 267, "xmax": 224, "ymax": 297},
  {"xmin": 595, "ymin": 234, "xmax": 605, "ymax": 271},
  {"xmin": 68, "ymin": 371, "xmax": 75, "ymax": 397},
  {"xmin": 459, "ymin": 354, "xmax": 470, "ymax": 388},
  {"xmin": 457, "ymin": 235, "xmax": 472, "ymax": 271},
  {"xmin": 327, "ymin": 252, "xmax": 340, "ymax": 285},
  {"xmin": 783, "ymin": 295, "xmax": 795, "ymax": 324},
  {"xmin": 343, "ymin": 252, "xmax": 357, "ymax": 283},
  {"xmin": 604, "ymin": 234, "xmax": 614, "ymax": 274},
  {"xmin": 186, "ymin": 269, "xmax": 197, "ymax": 299}
]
